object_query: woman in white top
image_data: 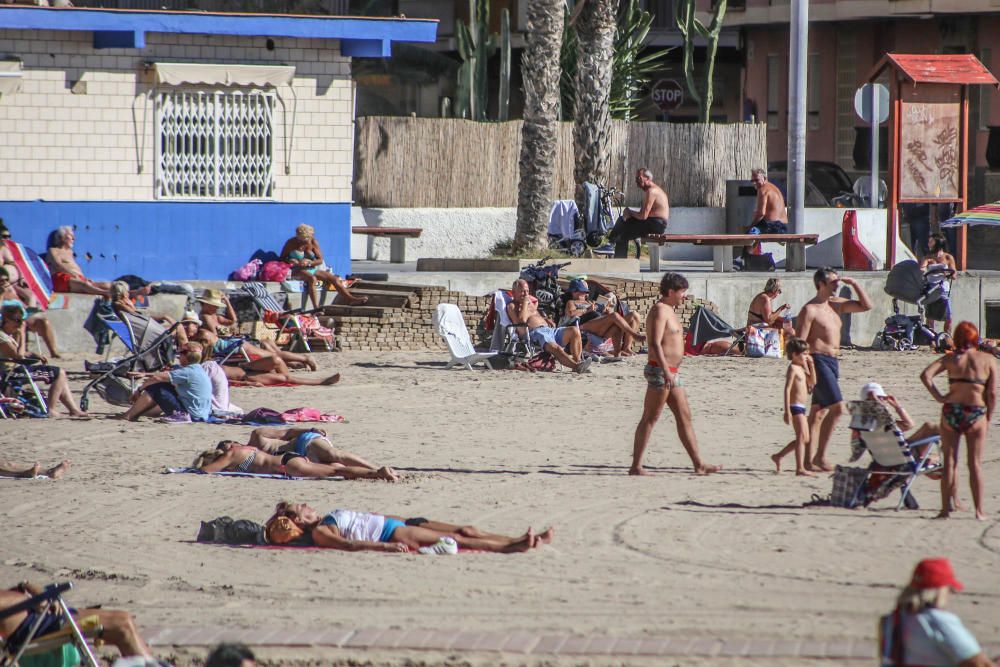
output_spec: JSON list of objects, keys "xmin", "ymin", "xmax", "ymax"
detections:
[
  {"xmin": 266, "ymin": 501, "xmax": 554, "ymax": 554},
  {"xmin": 880, "ymin": 558, "xmax": 995, "ymax": 667}
]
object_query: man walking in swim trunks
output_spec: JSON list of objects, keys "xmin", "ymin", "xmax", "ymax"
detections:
[
  {"xmin": 796, "ymin": 267, "xmax": 872, "ymax": 472},
  {"xmin": 630, "ymin": 272, "xmax": 720, "ymax": 476},
  {"xmin": 607, "ymin": 168, "xmax": 669, "ymax": 259}
]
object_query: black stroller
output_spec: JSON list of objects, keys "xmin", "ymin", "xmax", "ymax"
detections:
[
  {"xmin": 877, "ymin": 260, "xmax": 953, "ymax": 352},
  {"xmin": 79, "ymin": 311, "xmax": 178, "ymax": 411},
  {"xmin": 547, "ymin": 182, "xmax": 623, "ymax": 257}
]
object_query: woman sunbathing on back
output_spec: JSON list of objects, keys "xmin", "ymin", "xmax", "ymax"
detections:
[
  {"xmin": 193, "ymin": 441, "xmax": 398, "ymax": 481},
  {"xmin": 265, "ymin": 501, "xmax": 554, "ymax": 553}
]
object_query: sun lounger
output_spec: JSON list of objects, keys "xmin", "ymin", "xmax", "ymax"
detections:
[{"xmin": 434, "ymin": 304, "xmax": 498, "ymax": 370}]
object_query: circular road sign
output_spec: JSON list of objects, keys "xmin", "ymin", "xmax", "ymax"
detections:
[
  {"xmin": 652, "ymin": 79, "xmax": 684, "ymax": 113},
  {"xmin": 854, "ymin": 83, "xmax": 890, "ymax": 124}
]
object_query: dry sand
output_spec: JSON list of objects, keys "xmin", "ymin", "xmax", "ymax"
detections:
[{"xmin": 1, "ymin": 348, "xmax": 998, "ymax": 664}]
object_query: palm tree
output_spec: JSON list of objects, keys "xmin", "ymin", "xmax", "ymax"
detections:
[
  {"xmin": 514, "ymin": 0, "xmax": 566, "ymax": 250},
  {"xmin": 572, "ymin": 0, "xmax": 620, "ymax": 218}
]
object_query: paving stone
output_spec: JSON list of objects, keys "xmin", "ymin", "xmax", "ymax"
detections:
[
  {"xmin": 583, "ymin": 635, "xmax": 618, "ymax": 654},
  {"xmin": 414, "ymin": 629, "xmax": 458, "ymax": 650},
  {"xmin": 473, "ymin": 633, "xmax": 509, "ymax": 651},
  {"xmin": 719, "ymin": 639, "xmax": 749, "ymax": 656},
  {"xmin": 849, "ymin": 638, "xmax": 875, "ymax": 659},
  {"xmin": 824, "ymin": 640, "xmax": 855, "ymax": 658},
  {"xmin": 610, "ymin": 637, "xmax": 642, "ymax": 654},
  {"xmin": 634, "ymin": 638, "xmax": 670, "ymax": 655},
  {"xmin": 314, "ymin": 628, "xmax": 356, "ymax": 646},
  {"xmin": 770, "ymin": 639, "xmax": 802, "ymax": 656},
  {"xmin": 342, "ymin": 627, "xmax": 384, "ymax": 647},
  {"xmin": 798, "ymin": 640, "xmax": 828, "ymax": 657},
  {"xmin": 686, "ymin": 638, "xmax": 723, "ymax": 656},
  {"xmin": 369, "ymin": 628, "xmax": 410, "ymax": 648},
  {"xmin": 531, "ymin": 635, "xmax": 567, "ymax": 654},
  {"xmin": 743, "ymin": 639, "xmax": 777, "ymax": 656},
  {"xmin": 449, "ymin": 632, "xmax": 487, "ymax": 651},
  {"xmin": 500, "ymin": 632, "xmax": 540, "ymax": 653},
  {"xmin": 555, "ymin": 636, "xmax": 590, "ymax": 654}
]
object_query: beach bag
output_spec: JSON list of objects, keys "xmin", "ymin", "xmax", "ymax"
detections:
[
  {"xmin": 745, "ymin": 326, "xmax": 782, "ymax": 358},
  {"xmin": 231, "ymin": 258, "xmax": 263, "ymax": 282},
  {"xmin": 260, "ymin": 260, "xmax": 292, "ymax": 283},
  {"xmin": 830, "ymin": 465, "xmax": 869, "ymax": 508}
]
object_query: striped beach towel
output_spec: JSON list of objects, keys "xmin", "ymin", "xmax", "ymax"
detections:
[{"xmin": 4, "ymin": 240, "xmax": 52, "ymax": 310}]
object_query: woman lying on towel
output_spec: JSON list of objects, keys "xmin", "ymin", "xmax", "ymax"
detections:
[
  {"xmin": 247, "ymin": 426, "xmax": 381, "ymax": 468},
  {"xmin": 266, "ymin": 501, "xmax": 555, "ymax": 553},
  {"xmin": 193, "ymin": 441, "xmax": 399, "ymax": 481}
]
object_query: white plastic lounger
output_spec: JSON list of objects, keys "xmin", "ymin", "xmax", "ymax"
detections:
[{"xmin": 434, "ymin": 303, "xmax": 498, "ymax": 370}]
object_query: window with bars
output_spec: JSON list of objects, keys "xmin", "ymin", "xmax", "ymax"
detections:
[{"xmin": 156, "ymin": 90, "xmax": 275, "ymax": 200}]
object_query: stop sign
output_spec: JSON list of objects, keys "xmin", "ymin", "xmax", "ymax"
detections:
[{"xmin": 652, "ymin": 79, "xmax": 684, "ymax": 112}]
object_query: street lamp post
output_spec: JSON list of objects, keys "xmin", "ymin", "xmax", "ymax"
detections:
[{"xmin": 786, "ymin": 0, "xmax": 808, "ymax": 272}]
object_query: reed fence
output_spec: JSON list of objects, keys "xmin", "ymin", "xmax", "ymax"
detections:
[{"xmin": 354, "ymin": 117, "xmax": 767, "ymax": 208}]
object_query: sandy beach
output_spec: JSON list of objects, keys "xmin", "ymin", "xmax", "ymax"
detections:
[{"xmin": 1, "ymin": 347, "xmax": 998, "ymax": 664}]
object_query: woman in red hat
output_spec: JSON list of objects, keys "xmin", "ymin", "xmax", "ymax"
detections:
[{"xmin": 880, "ymin": 558, "xmax": 995, "ymax": 667}]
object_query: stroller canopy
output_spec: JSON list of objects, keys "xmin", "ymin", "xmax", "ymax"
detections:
[{"xmin": 884, "ymin": 260, "xmax": 942, "ymax": 306}]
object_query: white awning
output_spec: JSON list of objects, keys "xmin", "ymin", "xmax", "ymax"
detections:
[
  {"xmin": 153, "ymin": 62, "xmax": 295, "ymax": 87},
  {"xmin": 0, "ymin": 60, "xmax": 23, "ymax": 96}
]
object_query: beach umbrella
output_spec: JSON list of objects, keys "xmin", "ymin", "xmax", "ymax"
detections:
[
  {"xmin": 4, "ymin": 240, "xmax": 52, "ymax": 310},
  {"xmin": 941, "ymin": 201, "xmax": 1000, "ymax": 227}
]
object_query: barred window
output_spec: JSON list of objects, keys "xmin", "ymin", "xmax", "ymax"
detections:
[{"xmin": 155, "ymin": 90, "xmax": 275, "ymax": 200}]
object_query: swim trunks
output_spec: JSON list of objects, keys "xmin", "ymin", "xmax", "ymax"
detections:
[
  {"xmin": 528, "ymin": 326, "xmax": 569, "ymax": 350},
  {"xmin": 751, "ymin": 219, "xmax": 788, "ymax": 235},
  {"xmin": 379, "ymin": 518, "xmax": 405, "ymax": 542},
  {"xmin": 293, "ymin": 430, "xmax": 325, "ymax": 456},
  {"xmin": 644, "ymin": 363, "xmax": 681, "ymax": 389},
  {"xmin": 811, "ymin": 353, "xmax": 843, "ymax": 408},
  {"xmin": 790, "ymin": 403, "xmax": 807, "ymax": 416}
]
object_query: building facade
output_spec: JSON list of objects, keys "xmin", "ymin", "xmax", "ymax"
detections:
[{"xmin": 0, "ymin": 7, "xmax": 436, "ymax": 279}]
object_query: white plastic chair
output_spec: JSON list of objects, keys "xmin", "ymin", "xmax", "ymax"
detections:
[{"xmin": 434, "ymin": 304, "xmax": 498, "ymax": 370}]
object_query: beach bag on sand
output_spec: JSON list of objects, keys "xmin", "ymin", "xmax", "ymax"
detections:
[
  {"xmin": 830, "ymin": 465, "xmax": 868, "ymax": 508},
  {"xmin": 745, "ymin": 326, "xmax": 782, "ymax": 358}
]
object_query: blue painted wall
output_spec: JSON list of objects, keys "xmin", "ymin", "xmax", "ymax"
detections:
[{"xmin": 0, "ymin": 201, "xmax": 351, "ymax": 281}]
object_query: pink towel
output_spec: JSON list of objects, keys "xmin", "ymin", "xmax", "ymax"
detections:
[{"xmin": 280, "ymin": 407, "xmax": 345, "ymax": 423}]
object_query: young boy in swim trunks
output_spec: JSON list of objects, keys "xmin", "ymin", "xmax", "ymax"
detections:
[{"xmin": 771, "ymin": 337, "xmax": 815, "ymax": 476}]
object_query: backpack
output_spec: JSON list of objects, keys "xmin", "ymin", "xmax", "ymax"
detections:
[
  {"xmin": 230, "ymin": 258, "xmax": 263, "ymax": 282},
  {"xmin": 260, "ymin": 260, "xmax": 292, "ymax": 283}
]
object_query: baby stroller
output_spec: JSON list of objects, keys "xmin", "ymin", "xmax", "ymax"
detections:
[
  {"xmin": 877, "ymin": 260, "xmax": 953, "ymax": 352},
  {"xmin": 547, "ymin": 183, "xmax": 623, "ymax": 257},
  {"xmin": 79, "ymin": 311, "xmax": 178, "ymax": 411}
]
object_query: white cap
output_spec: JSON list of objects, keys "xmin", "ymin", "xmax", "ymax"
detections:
[
  {"xmin": 180, "ymin": 309, "xmax": 202, "ymax": 325},
  {"xmin": 860, "ymin": 382, "xmax": 886, "ymax": 400}
]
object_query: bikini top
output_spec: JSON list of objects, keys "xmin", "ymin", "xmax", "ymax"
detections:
[
  {"xmin": 288, "ymin": 249, "xmax": 316, "ymax": 260},
  {"xmin": 233, "ymin": 448, "xmax": 257, "ymax": 473},
  {"xmin": 949, "ymin": 377, "xmax": 987, "ymax": 386}
]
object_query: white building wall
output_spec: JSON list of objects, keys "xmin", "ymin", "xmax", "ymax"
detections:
[{"xmin": 0, "ymin": 29, "xmax": 353, "ymax": 203}]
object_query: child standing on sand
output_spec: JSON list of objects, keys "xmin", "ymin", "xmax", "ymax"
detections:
[{"xmin": 772, "ymin": 337, "xmax": 815, "ymax": 476}]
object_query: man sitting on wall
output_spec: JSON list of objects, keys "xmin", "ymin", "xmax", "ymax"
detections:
[{"xmin": 46, "ymin": 226, "xmax": 150, "ymax": 298}]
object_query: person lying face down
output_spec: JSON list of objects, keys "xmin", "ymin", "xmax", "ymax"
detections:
[
  {"xmin": 192, "ymin": 441, "xmax": 398, "ymax": 481},
  {"xmin": 265, "ymin": 501, "xmax": 555, "ymax": 554}
]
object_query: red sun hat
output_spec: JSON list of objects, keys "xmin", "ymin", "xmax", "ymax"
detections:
[{"xmin": 910, "ymin": 558, "xmax": 964, "ymax": 591}]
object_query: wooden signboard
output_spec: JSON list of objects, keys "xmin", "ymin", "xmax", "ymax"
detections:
[{"xmin": 899, "ymin": 100, "xmax": 961, "ymax": 201}]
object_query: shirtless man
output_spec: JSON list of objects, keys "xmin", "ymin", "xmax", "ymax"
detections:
[
  {"xmin": 248, "ymin": 426, "xmax": 381, "ymax": 469},
  {"xmin": 607, "ymin": 168, "xmax": 670, "ymax": 259},
  {"xmin": 795, "ymin": 267, "xmax": 872, "ymax": 472},
  {"xmin": 630, "ymin": 272, "xmax": 720, "ymax": 476},
  {"xmin": 749, "ymin": 168, "xmax": 788, "ymax": 232},
  {"xmin": 46, "ymin": 226, "xmax": 149, "ymax": 298},
  {"xmin": 0, "ymin": 581, "xmax": 152, "ymax": 660},
  {"xmin": 507, "ymin": 279, "xmax": 592, "ymax": 373}
]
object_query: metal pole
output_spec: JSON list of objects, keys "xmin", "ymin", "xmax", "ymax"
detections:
[
  {"xmin": 786, "ymin": 0, "xmax": 808, "ymax": 271},
  {"xmin": 870, "ymin": 85, "xmax": 879, "ymax": 208}
]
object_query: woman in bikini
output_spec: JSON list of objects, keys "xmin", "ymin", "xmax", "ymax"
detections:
[
  {"xmin": 561, "ymin": 278, "xmax": 644, "ymax": 357},
  {"xmin": 246, "ymin": 426, "xmax": 379, "ymax": 468},
  {"xmin": 920, "ymin": 321, "xmax": 996, "ymax": 521},
  {"xmin": 264, "ymin": 501, "xmax": 554, "ymax": 553},
  {"xmin": 747, "ymin": 278, "xmax": 792, "ymax": 331},
  {"xmin": 193, "ymin": 441, "xmax": 398, "ymax": 481},
  {"xmin": 280, "ymin": 224, "xmax": 367, "ymax": 309}
]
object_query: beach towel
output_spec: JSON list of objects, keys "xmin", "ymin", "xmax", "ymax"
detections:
[
  {"xmin": 4, "ymin": 240, "xmax": 52, "ymax": 310},
  {"xmin": 198, "ymin": 407, "xmax": 345, "ymax": 425},
  {"xmin": 280, "ymin": 407, "xmax": 345, "ymax": 423},
  {"xmin": 164, "ymin": 467, "xmax": 344, "ymax": 480}
]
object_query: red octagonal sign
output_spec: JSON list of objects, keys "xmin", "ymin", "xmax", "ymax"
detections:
[{"xmin": 651, "ymin": 79, "xmax": 684, "ymax": 112}]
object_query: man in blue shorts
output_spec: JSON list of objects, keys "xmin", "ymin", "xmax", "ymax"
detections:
[
  {"xmin": 796, "ymin": 267, "xmax": 872, "ymax": 472},
  {"xmin": 507, "ymin": 279, "xmax": 592, "ymax": 373}
]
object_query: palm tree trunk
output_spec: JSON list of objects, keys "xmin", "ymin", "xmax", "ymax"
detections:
[
  {"xmin": 514, "ymin": 0, "xmax": 566, "ymax": 250},
  {"xmin": 573, "ymin": 0, "xmax": 620, "ymax": 217}
]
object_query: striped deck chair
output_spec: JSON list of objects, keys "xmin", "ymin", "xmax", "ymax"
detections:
[
  {"xmin": 0, "ymin": 582, "xmax": 102, "ymax": 667},
  {"xmin": 241, "ymin": 283, "xmax": 334, "ymax": 352}
]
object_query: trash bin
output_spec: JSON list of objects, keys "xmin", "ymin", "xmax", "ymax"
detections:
[{"xmin": 725, "ymin": 180, "xmax": 757, "ymax": 234}]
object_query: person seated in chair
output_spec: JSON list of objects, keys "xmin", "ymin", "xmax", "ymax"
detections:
[
  {"xmin": 562, "ymin": 278, "xmax": 643, "ymax": 357},
  {"xmin": 507, "ymin": 279, "xmax": 592, "ymax": 373},
  {"xmin": 0, "ymin": 581, "xmax": 153, "ymax": 661},
  {"xmin": 0, "ymin": 270, "xmax": 60, "ymax": 358},
  {"xmin": 0, "ymin": 304, "xmax": 87, "ymax": 418}
]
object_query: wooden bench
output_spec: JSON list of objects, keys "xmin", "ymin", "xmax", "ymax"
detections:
[
  {"xmin": 351, "ymin": 227, "xmax": 423, "ymax": 263},
  {"xmin": 643, "ymin": 233, "xmax": 820, "ymax": 273}
]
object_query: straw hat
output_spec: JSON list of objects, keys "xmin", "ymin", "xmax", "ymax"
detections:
[{"xmin": 197, "ymin": 288, "xmax": 225, "ymax": 309}]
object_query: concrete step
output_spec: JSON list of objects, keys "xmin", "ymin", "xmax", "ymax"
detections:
[{"xmin": 349, "ymin": 290, "xmax": 412, "ymax": 309}]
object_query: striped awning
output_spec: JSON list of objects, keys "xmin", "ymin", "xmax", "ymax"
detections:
[{"xmin": 941, "ymin": 202, "xmax": 1000, "ymax": 227}]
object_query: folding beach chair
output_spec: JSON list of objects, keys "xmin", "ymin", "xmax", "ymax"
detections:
[
  {"xmin": 434, "ymin": 304, "xmax": 498, "ymax": 370},
  {"xmin": 487, "ymin": 289, "xmax": 538, "ymax": 358},
  {"xmin": 0, "ymin": 359, "xmax": 48, "ymax": 418},
  {"xmin": 0, "ymin": 582, "xmax": 101, "ymax": 667},
  {"xmin": 848, "ymin": 400, "xmax": 942, "ymax": 510},
  {"xmin": 241, "ymin": 283, "xmax": 333, "ymax": 353}
]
